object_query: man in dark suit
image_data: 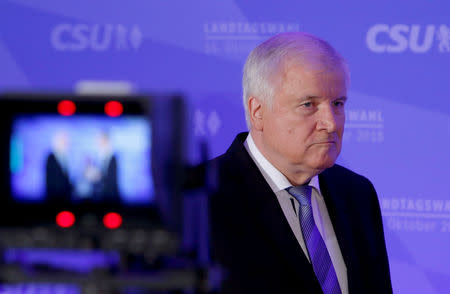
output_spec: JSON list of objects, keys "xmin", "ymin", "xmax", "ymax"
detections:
[
  {"xmin": 93, "ymin": 131, "xmax": 120, "ymax": 202},
  {"xmin": 198, "ymin": 32, "xmax": 392, "ymax": 293},
  {"xmin": 46, "ymin": 131, "xmax": 72, "ymax": 202}
]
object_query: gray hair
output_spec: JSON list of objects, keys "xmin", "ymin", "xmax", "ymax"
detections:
[{"xmin": 242, "ymin": 32, "xmax": 349, "ymax": 128}]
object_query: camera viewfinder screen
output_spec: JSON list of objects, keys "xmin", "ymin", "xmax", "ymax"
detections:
[{"xmin": 10, "ymin": 115, "xmax": 153, "ymax": 205}]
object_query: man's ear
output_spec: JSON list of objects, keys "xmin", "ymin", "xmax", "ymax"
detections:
[{"xmin": 248, "ymin": 96, "xmax": 263, "ymax": 131}]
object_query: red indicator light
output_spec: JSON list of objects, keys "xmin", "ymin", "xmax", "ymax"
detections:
[
  {"xmin": 56, "ymin": 211, "xmax": 75, "ymax": 228},
  {"xmin": 57, "ymin": 100, "xmax": 76, "ymax": 116},
  {"xmin": 103, "ymin": 212, "xmax": 122, "ymax": 229},
  {"xmin": 105, "ymin": 101, "xmax": 123, "ymax": 117}
]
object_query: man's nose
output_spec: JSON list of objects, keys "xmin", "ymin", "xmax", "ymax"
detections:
[{"xmin": 316, "ymin": 105, "xmax": 338, "ymax": 132}]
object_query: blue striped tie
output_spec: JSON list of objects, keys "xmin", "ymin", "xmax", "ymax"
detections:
[{"xmin": 287, "ymin": 186, "xmax": 342, "ymax": 294}]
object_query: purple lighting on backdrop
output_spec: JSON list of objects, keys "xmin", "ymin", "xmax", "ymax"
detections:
[{"xmin": 0, "ymin": 0, "xmax": 449, "ymax": 293}]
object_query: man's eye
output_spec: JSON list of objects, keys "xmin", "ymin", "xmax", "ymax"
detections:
[
  {"xmin": 334, "ymin": 100, "xmax": 345, "ymax": 107},
  {"xmin": 302, "ymin": 102, "xmax": 313, "ymax": 107}
]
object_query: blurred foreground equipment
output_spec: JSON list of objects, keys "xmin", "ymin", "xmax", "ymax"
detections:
[{"xmin": 0, "ymin": 93, "xmax": 213, "ymax": 293}]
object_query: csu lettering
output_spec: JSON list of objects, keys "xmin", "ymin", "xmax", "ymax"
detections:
[
  {"xmin": 51, "ymin": 24, "xmax": 143, "ymax": 52},
  {"xmin": 366, "ymin": 24, "xmax": 438, "ymax": 53}
]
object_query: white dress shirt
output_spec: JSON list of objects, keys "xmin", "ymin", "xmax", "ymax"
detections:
[{"xmin": 244, "ymin": 134, "xmax": 348, "ymax": 294}]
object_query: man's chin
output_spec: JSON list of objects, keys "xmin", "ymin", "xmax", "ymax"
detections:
[{"xmin": 312, "ymin": 158, "xmax": 337, "ymax": 172}]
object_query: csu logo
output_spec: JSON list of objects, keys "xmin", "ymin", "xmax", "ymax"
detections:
[
  {"xmin": 366, "ymin": 24, "xmax": 450, "ymax": 53},
  {"xmin": 51, "ymin": 24, "xmax": 143, "ymax": 51}
]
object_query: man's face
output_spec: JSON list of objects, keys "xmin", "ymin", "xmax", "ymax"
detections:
[{"xmin": 258, "ymin": 62, "xmax": 347, "ymax": 179}]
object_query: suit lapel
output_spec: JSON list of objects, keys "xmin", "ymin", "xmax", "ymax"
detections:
[
  {"xmin": 226, "ymin": 134, "xmax": 322, "ymax": 289},
  {"xmin": 245, "ymin": 169, "xmax": 313, "ymax": 270},
  {"xmin": 319, "ymin": 167, "xmax": 362, "ymax": 293}
]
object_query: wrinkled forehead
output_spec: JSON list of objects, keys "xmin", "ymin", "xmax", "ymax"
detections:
[{"xmin": 270, "ymin": 55, "xmax": 348, "ymax": 93}]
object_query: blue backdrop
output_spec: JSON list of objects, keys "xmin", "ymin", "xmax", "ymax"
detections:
[{"xmin": 1, "ymin": 1, "xmax": 449, "ymax": 293}]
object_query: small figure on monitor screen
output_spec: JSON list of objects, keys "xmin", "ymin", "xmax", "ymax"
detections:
[
  {"xmin": 93, "ymin": 131, "xmax": 120, "ymax": 201},
  {"xmin": 80, "ymin": 131, "xmax": 120, "ymax": 202},
  {"xmin": 45, "ymin": 131, "xmax": 72, "ymax": 202}
]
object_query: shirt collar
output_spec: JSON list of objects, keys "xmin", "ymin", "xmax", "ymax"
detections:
[{"xmin": 244, "ymin": 133, "xmax": 320, "ymax": 193}]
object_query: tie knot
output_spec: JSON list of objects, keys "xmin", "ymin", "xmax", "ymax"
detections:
[{"xmin": 287, "ymin": 185, "xmax": 312, "ymax": 206}]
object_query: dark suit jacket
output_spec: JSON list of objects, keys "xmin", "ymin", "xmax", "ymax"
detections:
[
  {"xmin": 46, "ymin": 152, "xmax": 72, "ymax": 203},
  {"xmin": 94, "ymin": 154, "xmax": 120, "ymax": 202},
  {"xmin": 200, "ymin": 132, "xmax": 392, "ymax": 294}
]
